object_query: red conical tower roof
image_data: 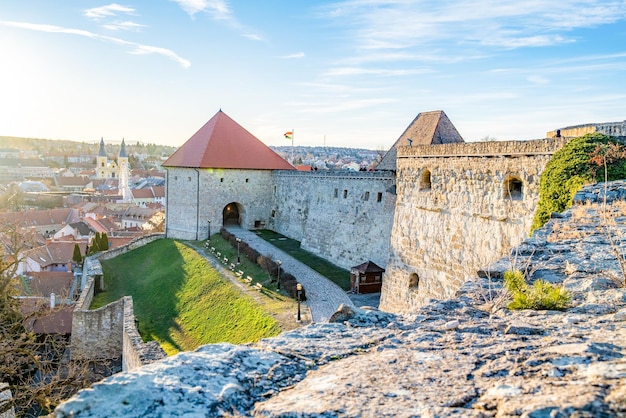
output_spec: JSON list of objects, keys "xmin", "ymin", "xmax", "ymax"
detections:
[{"xmin": 163, "ymin": 110, "xmax": 295, "ymax": 170}]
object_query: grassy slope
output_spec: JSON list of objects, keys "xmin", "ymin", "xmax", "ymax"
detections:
[
  {"xmin": 91, "ymin": 239, "xmax": 281, "ymax": 355},
  {"xmin": 253, "ymin": 229, "xmax": 351, "ymax": 290}
]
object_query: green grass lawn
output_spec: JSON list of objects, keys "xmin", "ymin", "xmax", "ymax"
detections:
[
  {"xmin": 251, "ymin": 229, "xmax": 351, "ymax": 290},
  {"xmin": 91, "ymin": 239, "xmax": 282, "ymax": 355}
]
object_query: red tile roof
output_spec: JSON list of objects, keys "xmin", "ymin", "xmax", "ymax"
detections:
[
  {"xmin": 163, "ymin": 110, "xmax": 295, "ymax": 170},
  {"xmin": 25, "ymin": 271, "xmax": 74, "ymax": 297}
]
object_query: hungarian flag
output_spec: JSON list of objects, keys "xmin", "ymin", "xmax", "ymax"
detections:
[{"xmin": 284, "ymin": 131, "xmax": 293, "ymax": 139}]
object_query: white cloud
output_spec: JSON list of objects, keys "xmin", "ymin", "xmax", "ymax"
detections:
[
  {"xmin": 323, "ymin": 67, "xmax": 433, "ymax": 77},
  {"xmin": 171, "ymin": 0, "xmax": 264, "ymax": 41},
  {"xmin": 281, "ymin": 52, "xmax": 305, "ymax": 59},
  {"xmin": 102, "ymin": 21, "xmax": 145, "ymax": 31},
  {"xmin": 0, "ymin": 20, "xmax": 190, "ymax": 68},
  {"xmin": 171, "ymin": 0, "xmax": 231, "ymax": 19},
  {"xmin": 84, "ymin": 3, "xmax": 135, "ymax": 20},
  {"xmin": 319, "ymin": 0, "xmax": 626, "ymax": 57},
  {"xmin": 526, "ymin": 75, "xmax": 550, "ymax": 85},
  {"xmin": 129, "ymin": 45, "xmax": 191, "ymax": 68},
  {"xmin": 243, "ymin": 33, "xmax": 264, "ymax": 41}
]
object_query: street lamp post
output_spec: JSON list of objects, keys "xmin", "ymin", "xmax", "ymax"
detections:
[
  {"xmin": 236, "ymin": 237, "xmax": 241, "ymax": 264},
  {"xmin": 296, "ymin": 283, "xmax": 302, "ymax": 322},
  {"xmin": 207, "ymin": 220, "xmax": 211, "ymax": 241},
  {"xmin": 276, "ymin": 260, "xmax": 282, "ymax": 290}
]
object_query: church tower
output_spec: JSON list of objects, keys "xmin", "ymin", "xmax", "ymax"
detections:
[
  {"xmin": 97, "ymin": 138, "xmax": 108, "ymax": 179},
  {"xmin": 118, "ymin": 139, "xmax": 132, "ymax": 202}
]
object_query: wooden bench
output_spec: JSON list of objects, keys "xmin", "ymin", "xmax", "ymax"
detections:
[
  {"xmin": 235, "ymin": 270, "xmax": 244, "ymax": 277},
  {"xmin": 244, "ymin": 276, "xmax": 253, "ymax": 284},
  {"xmin": 229, "ymin": 263, "xmax": 236, "ymax": 271},
  {"xmin": 216, "ymin": 252, "xmax": 222, "ymax": 258},
  {"xmin": 210, "ymin": 247, "xmax": 216, "ymax": 253},
  {"xmin": 223, "ymin": 257, "xmax": 228, "ymax": 264},
  {"xmin": 253, "ymin": 283, "xmax": 263, "ymax": 291}
]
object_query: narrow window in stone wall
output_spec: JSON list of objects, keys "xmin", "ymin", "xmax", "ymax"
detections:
[
  {"xmin": 364, "ymin": 191, "xmax": 370, "ymax": 201},
  {"xmin": 409, "ymin": 273, "xmax": 419, "ymax": 290},
  {"xmin": 334, "ymin": 188, "xmax": 338, "ymax": 198},
  {"xmin": 377, "ymin": 192, "xmax": 383, "ymax": 202},
  {"xmin": 188, "ymin": 177, "xmax": 191, "ymax": 181},
  {"xmin": 274, "ymin": 185, "xmax": 277, "ymax": 194},
  {"xmin": 271, "ymin": 210, "xmax": 276, "ymax": 217},
  {"xmin": 220, "ymin": 178, "xmax": 224, "ymax": 183},
  {"xmin": 504, "ymin": 176, "xmax": 523, "ymax": 200},
  {"xmin": 174, "ymin": 176, "xmax": 178, "ymax": 180},
  {"xmin": 420, "ymin": 170, "xmax": 432, "ymax": 190},
  {"xmin": 343, "ymin": 189, "xmax": 348, "ymax": 198}
]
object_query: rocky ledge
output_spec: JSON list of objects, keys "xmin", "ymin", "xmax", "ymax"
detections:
[{"xmin": 55, "ymin": 182, "xmax": 626, "ymax": 417}]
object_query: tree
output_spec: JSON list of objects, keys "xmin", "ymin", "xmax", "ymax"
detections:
[
  {"xmin": 0, "ymin": 184, "xmax": 24, "ymax": 212},
  {"xmin": 1, "ymin": 221, "xmax": 112, "ymax": 415},
  {"xmin": 72, "ymin": 243, "xmax": 83, "ymax": 265},
  {"xmin": 99, "ymin": 232, "xmax": 109, "ymax": 251},
  {"xmin": 89, "ymin": 232, "xmax": 101, "ymax": 255},
  {"xmin": 531, "ymin": 133, "xmax": 626, "ymax": 232}
]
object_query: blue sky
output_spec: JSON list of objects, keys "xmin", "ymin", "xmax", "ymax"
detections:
[{"xmin": 1, "ymin": 1, "xmax": 625, "ymax": 150}]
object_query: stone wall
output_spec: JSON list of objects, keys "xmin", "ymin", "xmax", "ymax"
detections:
[
  {"xmin": 97, "ymin": 233, "xmax": 163, "ymax": 261},
  {"xmin": 122, "ymin": 297, "xmax": 166, "ymax": 371},
  {"xmin": 272, "ymin": 170, "xmax": 396, "ymax": 269},
  {"xmin": 165, "ymin": 167, "xmax": 275, "ymax": 240},
  {"xmin": 380, "ymin": 139, "xmax": 568, "ymax": 313},
  {"xmin": 71, "ymin": 282, "xmax": 124, "ymax": 361},
  {"xmin": 546, "ymin": 120, "xmax": 626, "ymax": 138},
  {"xmin": 71, "ymin": 239, "xmax": 166, "ymax": 367}
]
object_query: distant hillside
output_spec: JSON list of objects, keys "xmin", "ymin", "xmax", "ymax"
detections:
[{"xmin": 0, "ymin": 136, "xmax": 177, "ymax": 160}]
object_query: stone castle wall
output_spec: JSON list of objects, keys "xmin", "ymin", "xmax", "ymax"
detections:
[
  {"xmin": 71, "ymin": 239, "xmax": 166, "ymax": 367},
  {"xmin": 71, "ymin": 277, "xmax": 124, "ymax": 361},
  {"xmin": 272, "ymin": 170, "xmax": 396, "ymax": 269},
  {"xmin": 380, "ymin": 138, "xmax": 568, "ymax": 313},
  {"xmin": 546, "ymin": 120, "xmax": 626, "ymax": 138},
  {"xmin": 165, "ymin": 168, "xmax": 275, "ymax": 240}
]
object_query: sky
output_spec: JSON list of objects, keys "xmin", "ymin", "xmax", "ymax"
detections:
[{"xmin": 1, "ymin": 1, "xmax": 625, "ymax": 150}]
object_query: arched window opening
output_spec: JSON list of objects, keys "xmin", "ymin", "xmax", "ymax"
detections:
[
  {"xmin": 420, "ymin": 170, "xmax": 432, "ymax": 191},
  {"xmin": 409, "ymin": 273, "xmax": 419, "ymax": 290},
  {"xmin": 504, "ymin": 176, "xmax": 523, "ymax": 200}
]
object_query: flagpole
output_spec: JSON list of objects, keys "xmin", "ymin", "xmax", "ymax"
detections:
[{"xmin": 291, "ymin": 128, "xmax": 294, "ymax": 165}]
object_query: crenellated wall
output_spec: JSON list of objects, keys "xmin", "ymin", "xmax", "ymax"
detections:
[
  {"xmin": 272, "ymin": 170, "xmax": 396, "ymax": 269},
  {"xmin": 380, "ymin": 138, "xmax": 569, "ymax": 313}
]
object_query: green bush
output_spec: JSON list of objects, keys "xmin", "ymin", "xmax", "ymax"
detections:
[
  {"xmin": 531, "ymin": 133, "xmax": 626, "ymax": 232},
  {"xmin": 504, "ymin": 270, "xmax": 570, "ymax": 311}
]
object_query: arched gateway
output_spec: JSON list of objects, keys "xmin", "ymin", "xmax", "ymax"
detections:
[{"xmin": 223, "ymin": 202, "xmax": 242, "ymax": 225}]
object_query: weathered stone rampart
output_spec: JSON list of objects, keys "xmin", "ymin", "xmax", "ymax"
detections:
[
  {"xmin": 547, "ymin": 120, "xmax": 626, "ymax": 139},
  {"xmin": 398, "ymin": 137, "xmax": 568, "ymax": 157},
  {"xmin": 122, "ymin": 297, "xmax": 166, "ymax": 371},
  {"xmin": 54, "ymin": 183, "xmax": 626, "ymax": 416},
  {"xmin": 71, "ymin": 281, "xmax": 124, "ymax": 361},
  {"xmin": 71, "ymin": 236, "xmax": 166, "ymax": 367},
  {"xmin": 380, "ymin": 138, "xmax": 568, "ymax": 313},
  {"xmin": 272, "ymin": 170, "xmax": 396, "ymax": 269}
]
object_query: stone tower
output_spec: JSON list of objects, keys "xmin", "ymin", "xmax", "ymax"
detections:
[
  {"xmin": 118, "ymin": 139, "xmax": 131, "ymax": 203},
  {"xmin": 96, "ymin": 138, "xmax": 108, "ymax": 179}
]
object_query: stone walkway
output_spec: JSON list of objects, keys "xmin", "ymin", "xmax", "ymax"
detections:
[{"xmin": 225, "ymin": 226, "xmax": 355, "ymax": 322}]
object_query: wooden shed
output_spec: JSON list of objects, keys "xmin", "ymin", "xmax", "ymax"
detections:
[{"xmin": 350, "ymin": 260, "xmax": 385, "ymax": 294}]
